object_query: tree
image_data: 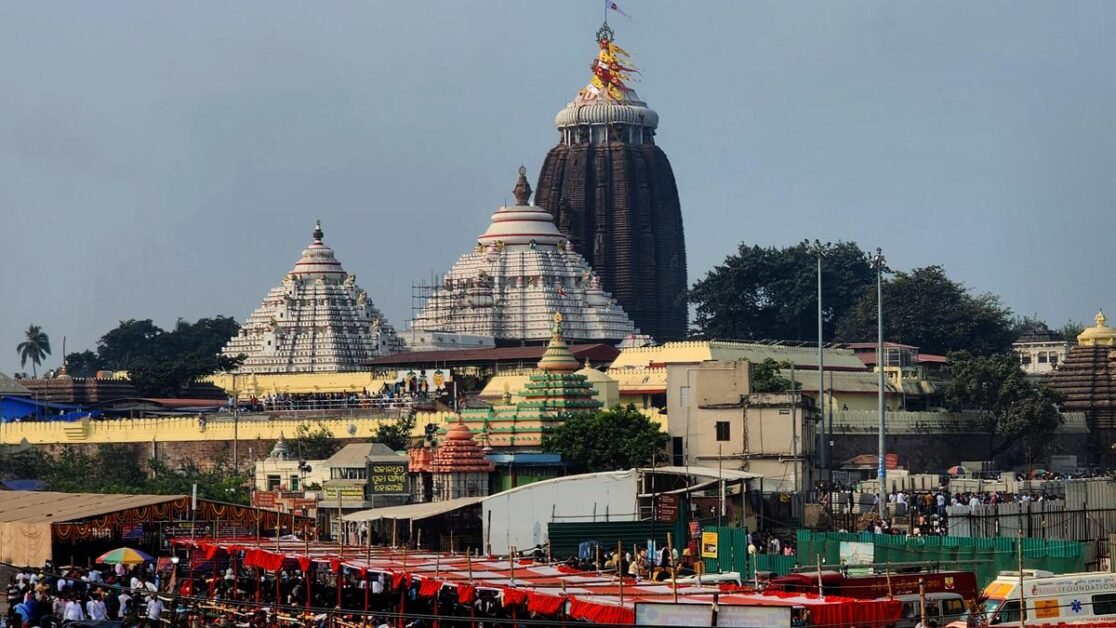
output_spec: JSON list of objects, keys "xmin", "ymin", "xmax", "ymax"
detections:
[
  {"xmin": 94, "ymin": 316, "xmax": 240, "ymax": 370},
  {"xmin": 16, "ymin": 324, "xmax": 51, "ymax": 378},
  {"xmin": 750, "ymin": 358, "xmax": 796, "ymax": 393},
  {"xmin": 64, "ymin": 316, "xmax": 243, "ymax": 395},
  {"xmin": 96, "ymin": 319, "xmax": 164, "ymax": 367},
  {"xmin": 375, "ymin": 412, "xmax": 418, "ymax": 451},
  {"xmin": 835, "ymin": 266, "xmax": 1015, "ymax": 355},
  {"xmin": 944, "ymin": 351, "xmax": 1063, "ymax": 463},
  {"xmin": 1058, "ymin": 320, "xmax": 1085, "ymax": 343},
  {"xmin": 36, "ymin": 444, "xmax": 250, "ymax": 504},
  {"xmin": 291, "ymin": 423, "xmax": 341, "ymax": 460},
  {"xmin": 542, "ymin": 405, "xmax": 669, "ymax": 473},
  {"xmin": 64, "ymin": 350, "xmax": 104, "ymax": 378},
  {"xmin": 690, "ymin": 241, "xmax": 874, "ymax": 341},
  {"xmin": 127, "ymin": 352, "xmax": 243, "ymax": 397}
]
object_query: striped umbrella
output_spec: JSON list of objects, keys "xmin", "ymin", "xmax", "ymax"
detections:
[{"xmin": 95, "ymin": 547, "xmax": 154, "ymax": 565}]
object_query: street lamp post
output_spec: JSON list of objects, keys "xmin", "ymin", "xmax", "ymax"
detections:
[
  {"xmin": 810, "ymin": 240, "xmax": 831, "ymax": 480},
  {"xmin": 871, "ymin": 248, "xmax": 887, "ymax": 519}
]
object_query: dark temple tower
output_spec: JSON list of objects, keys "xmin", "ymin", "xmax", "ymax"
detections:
[{"xmin": 534, "ymin": 24, "xmax": 688, "ymax": 341}]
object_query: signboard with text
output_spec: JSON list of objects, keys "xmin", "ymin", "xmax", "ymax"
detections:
[
  {"xmin": 323, "ymin": 485, "xmax": 366, "ymax": 501},
  {"xmin": 253, "ymin": 491, "xmax": 278, "ymax": 509},
  {"xmin": 369, "ymin": 463, "xmax": 408, "ymax": 495},
  {"xmin": 655, "ymin": 494, "xmax": 679, "ymax": 522},
  {"xmin": 701, "ymin": 531, "xmax": 719, "ymax": 559}
]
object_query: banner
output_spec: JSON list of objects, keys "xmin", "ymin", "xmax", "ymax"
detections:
[
  {"xmin": 701, "ymin": 531, "xmax": 719, "ymax": 559},
  {"xmin": 252, "ymin": 491, "xmax": 278, "ymax": 509},
  {"xmin": 839, "ymin": 540, "xmax": 875, "ymax": 575},
  {"xmin": 323, "ymin": 485, "xmax": 365, "ymax": 501},
  {"xmin": 369, "ymin": 463, "xmax": 408, "ymax": 495},
  {"xmin": 396, "ymin": 369, "xmax": 452, "ymax": 390}
]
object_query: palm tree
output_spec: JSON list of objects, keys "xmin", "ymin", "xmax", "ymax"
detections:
[{"xmin": 16, "ymin": 324, "xmax": 51, "ymax": 378}]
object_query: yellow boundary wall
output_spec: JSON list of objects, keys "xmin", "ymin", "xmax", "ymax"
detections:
[{"xmin": 0, "ymin": 411, "xmax": 462, "ymax": 446}]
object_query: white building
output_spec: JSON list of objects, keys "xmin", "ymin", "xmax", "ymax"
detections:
[{"xmin": 1013, "ymin": 324, "xmax": 1070, "ymax": 375}]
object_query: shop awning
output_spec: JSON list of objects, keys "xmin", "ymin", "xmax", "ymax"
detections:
[{"xmin": 343, "ymin": 496, "xmax": 482, "ymax": 522}]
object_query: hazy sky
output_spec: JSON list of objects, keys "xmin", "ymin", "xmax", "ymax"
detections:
[{"xmin": 3, "ymin": 1, "xmax": 1114, "ymax": 374}]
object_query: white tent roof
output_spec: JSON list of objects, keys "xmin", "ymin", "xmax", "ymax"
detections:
[{"xmin": 343, "ymin": 496, "xmax": 482, "ymax": 522}]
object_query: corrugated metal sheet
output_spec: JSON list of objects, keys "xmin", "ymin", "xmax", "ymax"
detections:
[
  {"xmin": 0, "ymin": 491, "xmax": 184, "ymax": 523},
  {"xmin": 0, "ymin": 372, "xmax": 31, "ymax": 396}
]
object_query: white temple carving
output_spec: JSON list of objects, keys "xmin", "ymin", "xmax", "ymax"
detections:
[
  {"xmin": 222, "ymin": 221, "xmax": 404, "ymax": 373},
  {"xmin": 408, "ymin": 168, "xmax": 637, "ymax": 343}
]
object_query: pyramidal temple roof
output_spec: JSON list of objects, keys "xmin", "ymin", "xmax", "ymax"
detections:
[
  {"xmin": 222, "ymin": 222, "xmax": 404, "ymax": 373},
  {"xmin": 408, "ymin": 168, "xmax": 637, "ymax": 343},
  {"xmin": 458, "ymin": 315, "xmax": 603, "ymax": 450}
]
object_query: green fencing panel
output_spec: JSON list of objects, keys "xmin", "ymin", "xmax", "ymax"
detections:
[
  {"xmin": 700, "ymin": 526, "xmax": 803, "ymax": 577},
  {"xmin": 793, "ymin": 530, "xmax": 1085, "ymax": 588}
]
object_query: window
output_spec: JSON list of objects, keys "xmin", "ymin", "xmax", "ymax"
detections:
[
  {"xmin": 671, "ymin": 437, "xmax": 685, "ymax": 467},
  {"xmin": 289, "ymin": 475, "xmax": 301, "ymax": 491},
  {"xmin": 266, "ymin": 475, "xmax": 281, "ymax": 491},
  {"xmin": 715, "ymin": 421, "xmax": 731, "ymax": 442},
  {"xmin": 1094, "ymin": 593, "xmax": 1116, "ymax": 615},
  {"xmin": 993, "ymin": 600, "xmax": 1021, "ymax": 624},
  {"xmin": 1020, "ymin": 353, "xmax": 1032, "ymax": 365},
  {"xmin": 1038, "ymin": 352, "xmax": 1049, "ymax": 364},
  {"xmin": 1050, "ymin": 354, "xmax": 1059, "ymax": 367}
]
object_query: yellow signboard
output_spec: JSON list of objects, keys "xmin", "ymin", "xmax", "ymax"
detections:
[
  {"xmin": 701, "ymin": 531, "xmax": 719, "ymax": 559},
  {"xmin": 1034, "ymin": 599, "xmax": 1060, "ymax": 619},
  {"xmin": 323, "ymin": 485, "xmax": 365, "ymax": 501}
]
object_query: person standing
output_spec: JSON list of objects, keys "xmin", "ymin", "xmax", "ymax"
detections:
[
  {"xmin": 86, "ymin": 592, "xmax": 108, "ymax": 621},
  {"xmin": 145, "ymin": 594, "xmax": 164, "ymax": 627},
  {"xmin": 63, "ymin": 596, "xmax": 85, "ymax": 622}
]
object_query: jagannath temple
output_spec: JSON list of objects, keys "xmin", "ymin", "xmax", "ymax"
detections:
[
  {"xmin": 222, "ymin": 221, "xmax": 405, "ymax": 373},
  {"xmin": 408, "ymin": 168, "xmax": 638, "ymax": 344},
  {"xmin": 534, "ymin": 24, "xmax": 688, "ymax": 341}
]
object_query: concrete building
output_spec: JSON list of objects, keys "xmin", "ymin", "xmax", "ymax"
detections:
[
  {"xmin": 1014, "ymin": 324, "xmax": 1071, "ymax": 376},
  {"xmin": 608, "ymin": 340, "xmax": 868, "ymax": 412},
  {"xmin": 665, "ymin": 360, "xmax": 818, "ymax": 494}
]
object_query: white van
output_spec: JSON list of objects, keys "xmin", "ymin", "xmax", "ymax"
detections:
[{"xmin": 947, "ymin": 570, "xmax": 1116, "ymax": 626}]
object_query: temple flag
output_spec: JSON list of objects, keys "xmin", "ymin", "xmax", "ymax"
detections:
[{"xmin": 608, "ymin": 1, "xmax": 631, "ymax": 19}]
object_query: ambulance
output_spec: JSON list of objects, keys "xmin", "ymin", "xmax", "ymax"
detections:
[{"xmin": 947, "ymin": 570, "xmax": 1116, "ymax": 626}]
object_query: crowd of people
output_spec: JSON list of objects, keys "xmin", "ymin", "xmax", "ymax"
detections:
[
  {"xmin": 5, "ymin": 560, "xmax": 167, "ymax": 627},
  {"xmin": 822, "ymin": 484, "xmax": 1069, "ymax": 539},
  {"xmin": 3, "ymin": 551, "xmax": 625, "ymax": 628}
]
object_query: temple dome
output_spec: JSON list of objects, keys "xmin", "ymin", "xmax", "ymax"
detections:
[
  {"xmin": 537, "ymin": 313, "xmax": 581, "ymax": 373},
  {"xmin": 429, "ymin": 416, "xmax": 495, "ymax": 473},
  {"xmin": 478, "ymin": 167, "xmax": 565, "ymax": 247},
  {"xmin": 554, "ymin": 97, "xmax": 659, "ymax": 130},
  {"xmin": 409, "ymin": 168, "xmax": 638, "ymax": 343},
  {"xmin": 291, "ymin": 221, "xmax": 346, "ymax": 278},
  {"xmin": 1079, "ymin": 311, "xmax": 1116, "ymax": 347}
]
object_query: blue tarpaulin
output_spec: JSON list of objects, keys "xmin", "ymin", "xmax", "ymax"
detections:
[{"xmin": 0, "ymin": 396, "xmax": 101, "ymax": 422}]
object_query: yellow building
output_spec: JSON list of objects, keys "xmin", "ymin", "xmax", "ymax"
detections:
[
  {"xmin": 607, "ymin": 340, "xmax": 870, "ymax": 411},
  {"xmin": 209, "ymin": 371, "xmax": 394, "ymax": 399}
]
